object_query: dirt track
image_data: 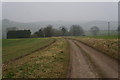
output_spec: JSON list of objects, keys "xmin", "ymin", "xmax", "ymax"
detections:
[{"xmin": 68, "ymin": 39, "xmax": 118, "ymax": 78}]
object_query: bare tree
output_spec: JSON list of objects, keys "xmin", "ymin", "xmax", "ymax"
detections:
[
  {"xmin": 60, "ymin": 26, "xmax": 67, "ymax": 36},
  {"xmin": 69, "ymin": 25, "xmax": 84, "ymax": 36},
  {"xmin": 43, "ymin": 25, "xmax": 54, "ymax": 37},
  {"xmin": 91, "ymin": 26, "xmax": 99, "ymax": 36}
]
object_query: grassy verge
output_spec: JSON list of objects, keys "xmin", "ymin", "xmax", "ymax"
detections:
[
  {"xmin": 2, "ymin": 38, "xmax": 55, "ymax": 63},
  {"xmin": 85, "ymin": 35, "xmax": 118, "ymax": 39},
  {"xmin": 69, "ymin": 35, "xmax": 118, "ymax": 39},
  {"xmin": 3, "ymin": 38, "xmax": 70, "ymax": 78}
]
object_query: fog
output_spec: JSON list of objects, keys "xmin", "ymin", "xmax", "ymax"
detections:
[
  {"xmin": 2, "ymin": 2, "xmax": 118, "ymax": 22},
  {"xmin": 2, "ymin": 2, "xmax": 118, "ymax": 39}
]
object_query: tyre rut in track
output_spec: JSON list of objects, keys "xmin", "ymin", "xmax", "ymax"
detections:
[
  {"xmin": 67, "ymin": 39, "xmax": 118, "ymax": 78},
  {"xmin": 67, "ymin": 39, "xmax": 99, "ymax": 78}
]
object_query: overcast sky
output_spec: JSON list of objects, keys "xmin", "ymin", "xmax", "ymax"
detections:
[{"xmin": 2, "ymin": 2, "xmax": 118, "ymax": 22}]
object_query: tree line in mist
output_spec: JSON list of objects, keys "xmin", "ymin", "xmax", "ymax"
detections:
[
  {"xmin": 7, "ymin": 25, "xmax": 100, "ymax": 39},
  {"xmin": 31, "ymin": 25, "xmax": 99, "ymax": 38}
]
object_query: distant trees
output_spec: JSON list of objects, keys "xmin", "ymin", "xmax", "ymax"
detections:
[
  {"xmin": 69, "ymin": 25, "xmax": 84, "ymax": 36},
  {"xmin": 43, "ymin": 25, "xmax": 54, "ymax": 37},
  {"xmin": 33, "ymin": 25, "xmax": 85, "ymax": 38},
  {"xmin": 7, "ymin": 30, "xmax": 31, "ymax": 39},
  {"xmin": 34, "ymin": 28, "xmax": 44, "ymax": 37},
  {"xmin": 90, "ymin": 26, "xmax": 99, "ymax": 36},
  {"xmin": 60, "ymin": 26, "xmax": 68, "ymax": 36},
  {"xmin": 6, "ymin": 24, "xmax": 104, "ymax": 39},
  {"xmin": 52, "ymin": 28, "xmax": 62, "ymax": 36},
  {"xmin": 34, "ymin": 25, "xmax": 54, "ymax": 37}
]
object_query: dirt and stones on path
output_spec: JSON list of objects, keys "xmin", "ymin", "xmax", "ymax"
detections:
[
  {"xmin": 68, "ymin": 39, "xmax": 99, "ymax": 78},
  {"xmin": 68, "ymin": 39, "xmax": 118, "ymax": 78}
]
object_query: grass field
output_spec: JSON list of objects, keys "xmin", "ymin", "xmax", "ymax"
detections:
[
  {"xmin": 3, "ymin": 38, "xmax": 69, "ymax": 78},
  {"xmin": 2, "ymin": 38, "xmax": 55, "ymax": 63}
]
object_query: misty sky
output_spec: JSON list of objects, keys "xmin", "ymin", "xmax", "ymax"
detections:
[{"xmin": 2, "ymin": 2, "xmax": 118, "ymax": 22}]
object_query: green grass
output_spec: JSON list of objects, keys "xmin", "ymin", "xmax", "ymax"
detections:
[
  {"xmin": 2, "ymin": 38, "xmax": 55, "ymax": 63},
  {"xmin": 3, "ymin": 38, "xmax": 70, "ymax": 78}
]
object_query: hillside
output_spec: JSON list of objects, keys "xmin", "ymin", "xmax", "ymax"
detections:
[{"xmin": 2, "ymin": 19, "xmax": 118, "ymax": 39}]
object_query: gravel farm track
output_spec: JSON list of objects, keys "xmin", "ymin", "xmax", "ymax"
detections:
[{"xmin": 67, "ymin": 39, "xmax": 118, "ymax": 78}]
